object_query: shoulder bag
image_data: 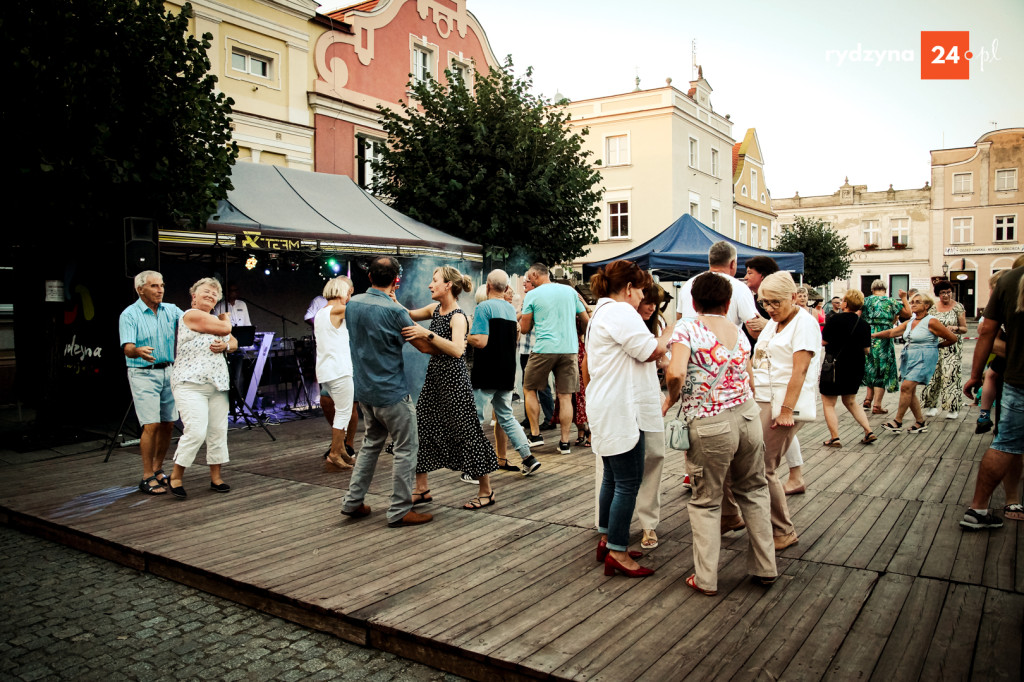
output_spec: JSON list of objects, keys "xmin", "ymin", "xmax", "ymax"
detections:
[{"xmin": 666, "ymin": 329, "xmax": 739, "ymax": 450}]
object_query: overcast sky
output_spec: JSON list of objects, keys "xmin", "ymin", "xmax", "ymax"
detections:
[{"xmin": 321, "ymin": 0, "xmax": 1024, "ymax": 199}]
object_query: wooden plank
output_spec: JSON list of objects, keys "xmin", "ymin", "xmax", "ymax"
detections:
[
  {"xmin": 799, "ymin": 494, "xmax": 876, "ymax": 566},
  {"xmin": 824, "ymin": 573, "xmax": 915, "ymax": 680},
  {"xmin": 869, "ymin": 577, "xmax": 947, "ymax": 681},
  {"xmin": 865, "ymin": 499, "xmax": 922, "ymax": 574},
  {"xmin": 918, "ymin": 583, "xmax": 986, "ymax": 680},
  {"xmin": 887, "ymin": 502, "xmax": 944, "ymax": 576},
  {"xmin": 844, "ymin": 498, "xmax": 907, "ymax": 570},
  {"xmin": 971, "ymin": 588, "xmax": 1024, "ymax": 680},
  {"xmin": 920, "ymin": 504, "xmax": 971, "ymax": 581}
]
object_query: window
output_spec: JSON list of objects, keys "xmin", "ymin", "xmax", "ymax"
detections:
[
  {"xmin": 762, "ymin": 226, "xmax": 769, "ymax": 247},
  {"xmin": 711, "ymin": 148, "xmax": 719, "ymax": 177},
  {"xmin": 356, "ymin": 135, "xmax": 385, "ymax": 190},
  {"xmin": 952, "ymin": 217, "xmax": 973, "ymax": 243},
  {"xmin": 711, "ymin": 208, "xmax": 720, "ymax": 231},
  {"xmin": 231, "ymin": 49, "xmax": 271, "ymax": 78},
  {"xmin": 689, "ymin": 201, "xmax": 699, "ymax": 217},
  {"xmin": 862, "ymin": 220, "xmax": 880, "ymax": 245},
  {"xmin": 689, "ymin": 137, "xmax": 698, "ymax": 168},
  {"xmin": 739, "ymin": 220, "xmax": 747, "ymax": 243},
  {"xmin": 891, "ymin": 218, "xmax": 909, "ymax": 246},
  {"xmin": 608, "ymin": 201, "xmax": 629, "ymax": 238},
  {"xmin": 751, "ymin": 223, "xmax": 758, "ymax": 246},
  {"xmin": 953, "ymin": 172, "xmax": 972, "ymax": 194},
  {"xmin": 995, "ymin": 215, "xmax": 1017, "ymax": 242},
  {"xmin": 605, "ymin": 135, "xmax": 629, "ymax": 166},
  {"xmin": 751, "ymin": 170, "xmax": 758, "ymax": 199},
  {"xmin": 412, "ymin": 46, "xmax": 432, "ymax": 83},
  {"xmin": 760, "ymin": 193, "xmax": 766, "ymax": 204},
  {"xmin": 996, "ymin": 168, "xmax": 1018, "ymax": 192},
  {"xmin": 741, "ymin": 185, "xmax": 748, "ymax": 197}
]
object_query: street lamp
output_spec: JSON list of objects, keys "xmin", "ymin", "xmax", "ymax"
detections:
[{"xmin": 942, "ymin": 261, "xmax": 950, "ymax": 278}]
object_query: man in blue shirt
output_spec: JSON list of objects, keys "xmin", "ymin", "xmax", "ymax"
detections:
[
  {"xmin": 341, "ymin": 256, "xmax": 435, "ymax": 527},
  {"xmin": 469, "ymin": 269, "xmax": 541, "ymax": 476},
  {"xmin": 118, "ymin": 270, "xmax": 184, "ymax": 495},
  {"xmin": 520, "ymin": 262, "xmax": 589, "ymax": 455}
]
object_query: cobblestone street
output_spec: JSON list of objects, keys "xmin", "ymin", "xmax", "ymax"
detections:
[{"xmin": 0, "ymin": 526, "xmax": 464, "ymax": 682}]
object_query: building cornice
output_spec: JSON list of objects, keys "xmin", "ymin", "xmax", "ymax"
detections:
[
  {"xmin": 186, "ymin": 0, "xmax": 311, "ymax": 41},
  {"xmin": 231, "ymin": 110, "xmax": 315, "ymax": 134}
]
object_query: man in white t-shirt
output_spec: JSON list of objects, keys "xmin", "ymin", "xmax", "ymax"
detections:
[
  {"xmin": 213, "ymin": 284, "xmax": 251, "ymax": 327},
  {"xmin": 676, "ymin": 241, "xmax": 759, "ymax": 328}
]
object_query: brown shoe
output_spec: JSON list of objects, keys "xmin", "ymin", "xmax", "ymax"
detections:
[
  {"xmin": 774, "ymin": 532, "xmax": 799, "ymax": 551},
  {"xmin": 324, "ymin": 456, "xmax": 353, "ymax": 472},
  {"xmin": 341, "ymin": 503, "xmax": 371, "ymax": 518},
  {"xmin": 388, "ymin": 510, "xmax": 433, "ymax": 527},
  {"xmin": 721, "ymin": 515, "xmax": 746, "ymax": 534}
]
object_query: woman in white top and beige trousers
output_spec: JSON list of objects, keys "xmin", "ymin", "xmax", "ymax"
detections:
[{"xmin": 316, "ymin": 277, "xmax": 356, "ymax": 472}]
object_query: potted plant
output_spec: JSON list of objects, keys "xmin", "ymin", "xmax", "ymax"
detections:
[
  {"xmin": 894, "ymin": 242, "xmax": 908, "ymax": 250},
  {"xmin": 864, "ymin": 243, "xmax": 878, "ymax": 250}
]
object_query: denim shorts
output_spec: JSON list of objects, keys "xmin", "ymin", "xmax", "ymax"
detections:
[
  {"xmin": 992, "ymin": 383, "xmax": 1024, "ymax": 455},
  {"xmin": 127, "ymin": 367, "xmax": 177, "ymax": 424}
]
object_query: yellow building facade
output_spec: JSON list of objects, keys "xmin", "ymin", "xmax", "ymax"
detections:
[
  {"xmin": 561, "ymin": 70, "xmax": 736, "ymax": 271},
  {"xmin": 930, "ymin": 128, "xmax": 1024, "ymax": 317},
  {"xmin": 732, "ymin": 128, "xmax": 777, "ymax": 250},
  {"xmin": 166, "ymin": 0, "xmax": 318, "ymax": 169}
]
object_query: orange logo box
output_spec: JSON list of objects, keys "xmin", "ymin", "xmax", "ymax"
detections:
[{"xmin": 921, "ymin": 31, "xmax": 970, "ymax": 79}]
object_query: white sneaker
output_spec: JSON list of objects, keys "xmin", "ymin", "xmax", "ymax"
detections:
[
  {"xmin": 946, "ymin": 411, "xmax": 960, "ymax": 420},
  {"xmin": 924, "ymin": 407, "xmax": 939, "ymax": 417}
]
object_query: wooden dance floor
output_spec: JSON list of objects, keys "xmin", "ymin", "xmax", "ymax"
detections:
[{"xmin": 1, "ymin": 397, "xmax": 1022, "ymax": 681}]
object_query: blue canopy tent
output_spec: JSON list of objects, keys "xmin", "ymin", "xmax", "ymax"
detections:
[{"xmin": 582, "ymin": 213, "xmax": 804, "ymax": 281}]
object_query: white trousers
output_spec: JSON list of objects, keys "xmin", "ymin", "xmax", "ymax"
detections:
[
  {"xmin": 783, "ymin": 436, "xmax": 803, "ymax": 468},
  {"xmin": 323, "ymin": 375, "xmax": 354, "ymax": 431},
  {"xmin": 172, "ymin": 382, "xmax": 229, "ymax": 468}
]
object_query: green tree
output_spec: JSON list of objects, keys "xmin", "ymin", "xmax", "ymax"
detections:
[
  {"xmin": 6, "ymin": 0, "xmax": 238, "ymax": 235},
  {"xmin": 371, "ymin": 57, "xmax": 602, "ymax": 264},
  {"xmin": 774, "ymin": 217, "xmax": 853, "ymax": 286}
]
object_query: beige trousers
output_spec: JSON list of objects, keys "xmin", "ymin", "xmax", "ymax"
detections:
[
  {"xmin": 722, "ymin": 402, "xmax": 799, "ymax": 538},
  {"xmin": 687, "ymin": 399, "xmax": 776, "ymax": 592}
]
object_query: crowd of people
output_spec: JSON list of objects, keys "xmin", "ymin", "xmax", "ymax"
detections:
[{"xmin": 117, "ymin": 244, "xmax": 1023, "ymax": 589}]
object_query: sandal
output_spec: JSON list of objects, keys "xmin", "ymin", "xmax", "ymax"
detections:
[
  {"xmin": 907, "ymin": 421, "xmax": 929, "ymax": 434},
  {"xmin": 823, "ymin": 437, "xmax": 842, "ymax": 448},
  {"xmin": 575, "ymin": 430, "xmax": 592, "ymax": 447},
  {"xmin": 154, "ymin": 469, "xmax": 171, "ymax": 487},
  {"xmin": 411, "ymin": 490, "xmax": 433, "ymax": 505},
  {"xmin": 495, "ymin": 459, "xmax": 520, "ymax": 472},
  {"xmin": 860, "ymin": 432, "xmax": 878, "ymax": 445},
  {"xmin": 751, "ymin": 575, "xmax": 777, "ymax": 587},
  {"xmin": 871, "ymin": 406, "xmax": 888, "ymax": 414},
  {"xmin": 882, "ymin": 420, "xmax": 903, "ymax": 433},
  {"xmin": 1004, "ymin": 503, "xmax": 1024, "ymax": 521},
  {"xmin": 464, "ymin": 491, "xmax": 496, "ymax": 510},
  {"xmin": 138, "ymin": 475, "xmax": 167, "ymax": 495},
  {"xmin": 862, "ymin": 399, "xmax": 871, "ymax": 409},
  {"xmin": 685, "ymin": 574, "xmax": 717, "ymax": 596},
  {"xmin": 641, "ymin": 529, "xmax": 659, "ymax": 549}
]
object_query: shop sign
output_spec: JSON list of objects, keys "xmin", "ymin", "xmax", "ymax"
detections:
[
  {"xmin": 944, "ymin": 244, "xmax": 1024, "ymax": 256},
  {"xmin": 240, "ymin": 231, "xmax": 303, "ymax": 251}
]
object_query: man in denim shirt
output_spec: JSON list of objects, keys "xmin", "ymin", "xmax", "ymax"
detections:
[
  {"xmin": 341, "ymin": 256, "xmax": 435, "ymax": 527},
  {"xmin": 119, "ymin": 270, "xmax": 184, "ymax": 495}
]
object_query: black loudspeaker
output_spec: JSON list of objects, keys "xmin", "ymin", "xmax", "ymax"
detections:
[{"xmin": 124, "ymin": 217, "xmax": 159, "ymax": 278}]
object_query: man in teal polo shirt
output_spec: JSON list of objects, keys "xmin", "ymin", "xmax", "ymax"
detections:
[
  {"xmin": 341, "ymin": 256, "xmax": 435, "ymax": 527},
  {"xmin": 119, "ymin": 270, "xmax": 184, "ymax": 495},
  {"xmin": 520, "ymin": 262, "xmax": 589, "ymax": 455}
]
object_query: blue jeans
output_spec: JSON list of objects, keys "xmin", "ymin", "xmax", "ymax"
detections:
[
  {"xmin": 598, "ymin": 432, "xmax": 647, "ymax": 551},
  {"xmin": 992, "ymin": 383, "xmax": 1024, "ymax": 455},
  {"xmin": 474, "ymin": 388, "xmax": 531, "ymax": 462},
  {"xmin": 342, "ymin": 396, "xmax": 418, "ymax": 524},
  {"xmin": 520, "ymin": 354, "xmax": 553, "ymax": 421}
]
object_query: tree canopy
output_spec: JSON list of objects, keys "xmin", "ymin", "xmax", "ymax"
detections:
[
  {"xmin": 774, "ymin": 217, "xmax": 853, "ymax": 286},
  {"xmin": 371, "ymin": 57, "xmax": 602, "ymax": 264},
  {"xmin": 6, "ymin": 0, "xmax": 238, "ymax": 238}
]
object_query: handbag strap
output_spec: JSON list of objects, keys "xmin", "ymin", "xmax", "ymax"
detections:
[{"xmin": 676, "ymin": 323, "xmax": 740, "ymax": 421}]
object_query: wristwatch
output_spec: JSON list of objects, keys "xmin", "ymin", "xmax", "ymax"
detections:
[{"xmin": 427, "ymin": 333, "xmax": 435, "ymax": 340}]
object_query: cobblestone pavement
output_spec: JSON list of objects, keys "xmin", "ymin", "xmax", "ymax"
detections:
[{"xmin": 0, "ymin": 526, "xmax": 465, "ymax": 682}]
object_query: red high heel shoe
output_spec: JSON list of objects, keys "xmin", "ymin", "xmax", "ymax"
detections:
[
  {"xmin": 596, "ymin": 540, "xmax": 642, "ymax": 562},
  {"xmin": 604, "ymin": 554, "xmax": 654, "ymax": 577}
]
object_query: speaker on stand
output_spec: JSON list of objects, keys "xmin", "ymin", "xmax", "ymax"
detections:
[{"xmin": 124, "ymin": 217, "xmax": 159, "ymax": 277}]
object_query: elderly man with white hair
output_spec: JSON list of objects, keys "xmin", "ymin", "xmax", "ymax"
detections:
[
  {"xmin": 468, "ymin": 269, "xmax": 542, "ymax": 476},
  {"xmin": 119, "ymin": 270, "xmax": 185, "ymax": 495}
]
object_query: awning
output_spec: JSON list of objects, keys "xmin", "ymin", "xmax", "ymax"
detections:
[{"xmin": 160, "ymin": 162, "xmax": 482, "ymax": 260}]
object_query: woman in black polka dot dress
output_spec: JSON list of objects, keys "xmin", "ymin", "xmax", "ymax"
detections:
[{"xmin": 401, "ymin": 266, "xmax": 498, "ymax": 510}]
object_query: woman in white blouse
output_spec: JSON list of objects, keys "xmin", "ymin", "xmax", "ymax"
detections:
[
  {"xmin": 748, "ymin": 271, "xmax": 822, "ymax": 550},
  {"xmin": 316, "ymin": 277, "xmax": 356, "ymax": 472},
  {"xmin": 168, "ymin": 278, "xmax": 236, "ymax": 498},
  {"xmin": 585, "ymin": 260, "xmax": 670, "ymax": 578}
]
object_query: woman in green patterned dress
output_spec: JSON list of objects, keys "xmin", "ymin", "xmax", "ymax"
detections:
[
  {"xmin": 861, "ymin": 280, "xmax": 910, "ymax": 413},
  {"xmin": 921, "ymin": 280, "xmax": 968, "ymax": 419}
]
